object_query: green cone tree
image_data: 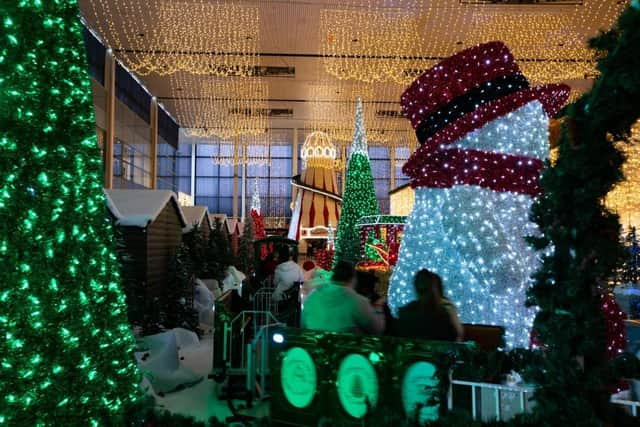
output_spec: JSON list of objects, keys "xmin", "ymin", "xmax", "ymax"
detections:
[
  {"xmin": 333, "ymin": 98, "xmax": 379, "ymax": 268},
  {"xmin": 0, "ymin": 1, "xmax": 140, "ymax": 424},
  {"xmin": 236, "ymin": 214, "xmax": 255, "ymax": 275},
  {"xmin": 527, "ymin": 2, "xmax": 640, "ymax": 425}
]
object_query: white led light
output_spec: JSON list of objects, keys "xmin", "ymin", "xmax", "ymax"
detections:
[{"xmin": 388, "ymin": 101, "xmax": 549, "ymax": 348}]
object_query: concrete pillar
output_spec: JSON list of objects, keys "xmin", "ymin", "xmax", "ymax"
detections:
[
  {"xmin": 291, "ymin": 128, "xmax": 299, "ymax": 207},
  {"xmin": 149, "ymin": 97, "xmax": 158, "ymax": 189},
  {"xmin": 103, "ymin": 49, "xmax": 116, "ymax": 189},
  {"xmin": 390, "ymin": 144, "xmax": 396, "ymax": 190},
  {"xmin": 232, "ymin": 132, "xmax": 239, "ymax": 219},
  {"xmin": 241, "ymin": 144, "xmax": 247, "ymax": 222}
]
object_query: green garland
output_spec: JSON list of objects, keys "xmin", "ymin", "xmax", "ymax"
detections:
[{"xmin": 525, "ymin": 3, "xmax": 640, "ymax": 425}]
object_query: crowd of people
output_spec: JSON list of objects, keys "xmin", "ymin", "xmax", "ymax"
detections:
[{"xmin": 260, "ymin": 246, "xmax": 463, "ymax": 342}]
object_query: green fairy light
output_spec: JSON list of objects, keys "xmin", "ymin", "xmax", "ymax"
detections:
[
  {"xmin": 333, "ymin": 98, "xmax": 379, "ymax": 268},
  {"xmin": 1, "ymin": 1, "xmax": 141, "ymax": 423}
]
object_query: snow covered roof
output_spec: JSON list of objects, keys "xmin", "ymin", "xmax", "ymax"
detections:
[
  {"xmin": 182, "ymin": 206, "xmax": 212, "ymax": 233},
  {"xmin": 105, "ymin": 189, "xmax": 187, "ymax": 228},
  {"xmin": 225, "ymin": 218, "xmax": 244, "ymax": 236}
]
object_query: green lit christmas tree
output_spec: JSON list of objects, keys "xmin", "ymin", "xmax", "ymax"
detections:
[
  {"xmin": 0, "ymin": 2, "xmax": 140, "ymax": 424},
  {"xmin": 333, "ymin": 98, "xmax": 379, "ymax": 268}
]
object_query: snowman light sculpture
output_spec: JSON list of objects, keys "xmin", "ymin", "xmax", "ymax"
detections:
[{"xmin": 387, "ymin": 42, "xmax": 570, "ymax": 348}]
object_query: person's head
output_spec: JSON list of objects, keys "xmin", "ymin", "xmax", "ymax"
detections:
[
  {"xmin": 355, "ymin": 271, "xmax": 377, "ymax": 297},
  {"xmin": 332, "ymin": 260, "xmax": 355, "ymax": 286},
  {"xmin": 414, "ymin": 269, "xmax": 442, "ymax": 309},
  {"xmin": 278, "ymin": 246, "xmax": 291, "ymax": 262}
]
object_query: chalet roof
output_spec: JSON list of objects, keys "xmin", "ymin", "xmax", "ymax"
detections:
[
  {"xmin": 182, "ymin": 205, "xmax": 212, "ymax": 233},
  {"xmin": 105, "ymin": 189, "xmax": 188, "ymax": 228}
]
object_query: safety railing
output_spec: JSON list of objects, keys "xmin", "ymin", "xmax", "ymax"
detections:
[
  {"xmin": 246, "ymin": 322, "xmax": 285, "ymax": 402},
  {"xmin": 449, "ymin": 380, "xmax": 640, "ymax": 420},
  {"xmin": 611, "ymin": 391, "xmax": 640, "ymax": 417},
  {"xmin": 448, "ymin": 380, "xmax": 535, "ymax": 422}
]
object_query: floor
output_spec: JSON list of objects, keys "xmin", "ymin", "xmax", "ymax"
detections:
[{"xmin": 151, "ymin": 335, "xmax": 234, "ymax": 423}]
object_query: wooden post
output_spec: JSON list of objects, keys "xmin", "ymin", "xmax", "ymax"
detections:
[
  {"xmin": 291, "ymin": 128, "xmax": 299, "ymax": 207},
  {"xmin": 232, "ymin": 132, "xmax": 239, "ymax": 219},
  {"xmin": 241, "ymin": 144, "xmax": 247, "ymax": 222},
  {"xmin": 149, "ymin": 97, "xmax": 158, "ymax": 189},
  {"xmin": 390, "ymin": 144, "xmax": 396, "ymax": 190},
  {"xmin": 103, "ymin": 49, "xmax": 116, "ymax": 189},
  {"xmin": 341, "ymin": 144, "xmax": 347, "ymax": 193}
]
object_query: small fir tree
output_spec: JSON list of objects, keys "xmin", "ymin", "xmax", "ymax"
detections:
[
  {"xmin": 205, "ymin": 218, "xmax": 233, "ymax": 281},
  {"xmin": 236, "ymin": 215, "xmax": 255, "ymax": 275},
  {"xmin": 0, "ymin": 1, "xmax": 140, "ymax": 423},
  {"xmin": 165, "ymin": 242, "xmax": 200, "ymax": 334},
  {"xmin": 333, "ymin": 98, "xmax": 379, "ymax": 268}
]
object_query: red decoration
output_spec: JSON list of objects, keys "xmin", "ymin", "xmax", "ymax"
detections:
[
  {"xmin": 406, "ymin": 148, "xmax": 543, "ymax": 197},
  {"xmin": 602, "ymin": 293, "xmax": 627, "ymax": 360},
  {"xmin": 251, "ymin": 208, "xmax": 266, "ymax": 241},
  {"xmin": 359, "ymin": 223, "xmax": 404, "ymax": 267},
  {"xmin": 315, "ymin": 248, "xmax": 334, "ymax": 271}
]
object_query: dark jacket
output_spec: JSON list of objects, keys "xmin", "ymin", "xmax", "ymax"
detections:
[{"xmin": 393, "ymin": 301, "xmax": 457, "ymax": 342}]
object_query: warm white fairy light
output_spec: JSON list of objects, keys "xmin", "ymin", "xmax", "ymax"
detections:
[
  {"xmin": 168, "ymin": 74, "xmax": 269, "ymax": 140},
  {"xmin": 84, "ymin": 0, "xmax": 259, "ymax": 76},
  {"xmin": 319, "ymin": 0, "xmax": 626, "ymax": 85},
  {"xmin": 388, "ymin": 101, "xmax": 551, "ymax": 348}
]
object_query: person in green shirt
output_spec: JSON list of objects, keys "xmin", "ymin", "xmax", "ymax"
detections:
[{"xmin": 301, "ymin": 261, "xmax": 385, "ymax": 335}]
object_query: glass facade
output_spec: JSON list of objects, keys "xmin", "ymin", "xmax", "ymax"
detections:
[
  {"xmin": 194, "ymin": 143, "xmax": 237, "ymax": 215},
  {"xmin": 157, "ymin": 142, "xmax": 191, "ymax": 195},
  {"xmin": 394, "ymin": 146, "xmax": 411, "ymax": 190},
  {"xmin": 246, "ymin": 143, "xmax": 293, "ymax": 220}
]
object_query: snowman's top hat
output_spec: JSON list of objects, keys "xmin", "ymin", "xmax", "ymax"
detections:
[{"xmin": 401, "ymin": 41, "xmax": 570, "ymax": 195}]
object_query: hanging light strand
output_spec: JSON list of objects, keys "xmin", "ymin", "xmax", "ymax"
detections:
[{"xmin": 85, "ymin": 0, "xmax": 260, "ymax": 76}]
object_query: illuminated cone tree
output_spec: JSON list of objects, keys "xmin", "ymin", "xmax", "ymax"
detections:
[
  {"xmin": 250, "ymin": 177, "xmax": 266, "ymax": 241},
  {"xmin": 333, "ymin": 98, "xmax": 379, "ymax": 268},
  {"xmin": 0, "ymin": 2, "xmax": 140, "ymax": 424}
]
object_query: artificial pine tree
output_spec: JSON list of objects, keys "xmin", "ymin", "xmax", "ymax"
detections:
[
  {"xmin": 333, "ymin": 98, "xmax": 379, "ymax": 268},
  {"xmin": 0, "ymin": 1, "xmax": 141, "ymax": 424},
  {"xmin": 182, "ymin": 225, "xmax": 208, "ymax": 278},
  {"xmin": 236, "ymin": 215, "xmax": 255, "ymax": 275},
  {"xmin": 250, "ymin": 177, "xmax": 266, "ymax": 241},
  {"xmin": 166, "ymin": 242, "xmax": 200, "ymax": 334},
  {"xmin": 204, "ymin": 218, "xmax": 233, "ymax": 282},
  {"xmin": 527, "ymin": 2, "xmax": 640, "ymax": 425}
]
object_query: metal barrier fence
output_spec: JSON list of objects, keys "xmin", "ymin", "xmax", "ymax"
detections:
[
  {"xmin": 448, "ymin": 380, "xmax": 640, "ymax": 421},
  {"xmin": 252, "ymin": 287, "xmax": 278, "ymax": 328}
]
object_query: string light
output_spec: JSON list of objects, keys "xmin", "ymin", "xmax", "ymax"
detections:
[
  {"xmin": 84, "ymin": 0, "xmax": 259, "ymax": 76},
  {"xmin": 306, "ymin": 81, "xmax": 413, "ymax": 146},
  {"xmin": 168, "ymin": 74, "xmax": 269, "ymax": 140},
  {"xmin": 321, "ymin": 0, "xmax": 424, "ymax": 84},
  {"xmin": 605, "ymin": 119, "xmax": 640, "ymax": 227},
  {"xmin": 301, "ymin": 132, "xmax": 338, "ymax": 169},
  {"xmin": 320, "ymin": 0, "xmax": 626, "ymax": 85},
  {"xmin": 388, "ymin": 42, "xmax": 569, "ymax": 348}
]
